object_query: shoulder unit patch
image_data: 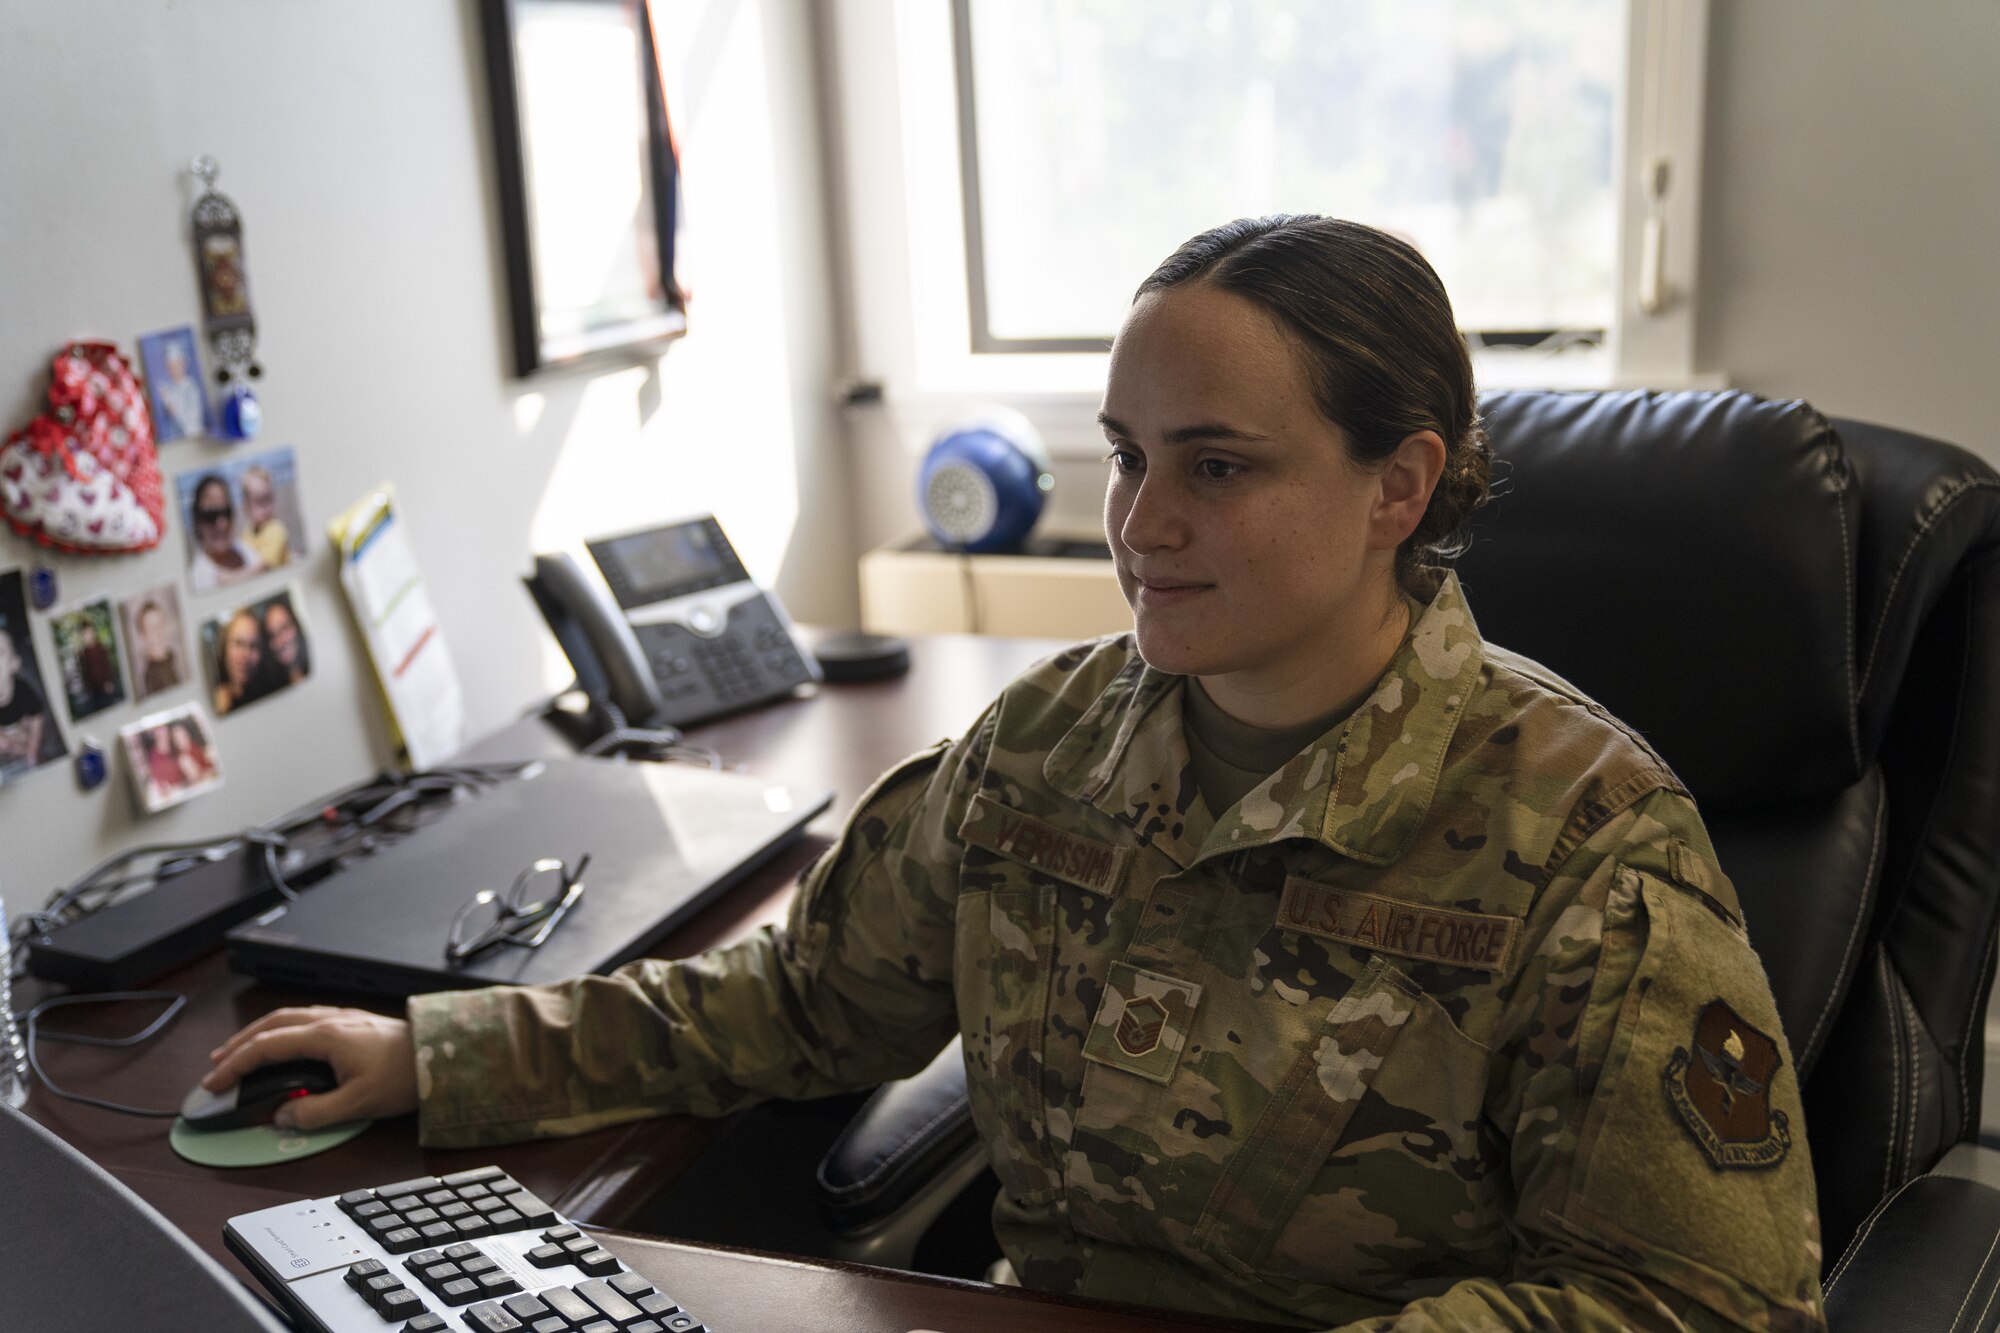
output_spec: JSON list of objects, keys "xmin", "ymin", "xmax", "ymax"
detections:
[{"xmin": 1664, "ymin": 999, "xmax": 1792, "ymax": 1170}]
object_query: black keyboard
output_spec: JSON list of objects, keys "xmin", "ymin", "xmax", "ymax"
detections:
[{"xmin": 224, "ymin": 1166, "xmax": 709, "ymax": 1333}]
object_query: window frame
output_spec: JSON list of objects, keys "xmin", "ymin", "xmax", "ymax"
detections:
[{"xmin": 823, "ymin": 0, "xmax": 1718, "ymax": 454}]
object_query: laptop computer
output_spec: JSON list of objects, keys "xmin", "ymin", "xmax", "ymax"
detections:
[{"xmin": 224, "ymin": 758, "xmax": 832, "ymax": 998}]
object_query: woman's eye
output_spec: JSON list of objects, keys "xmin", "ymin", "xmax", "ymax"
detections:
[
  {"xmin": 1197, "ymin": 457, "xmax": 1244, "ymax": 481},
  {"xmin": 1105, "ymin": 447, "xmax": 1141, "ymax": 474}
]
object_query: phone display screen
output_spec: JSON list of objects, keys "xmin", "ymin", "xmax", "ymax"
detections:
[{"xmin": 590, "ymin": 519, "xmax": 748, "ymax": 608}]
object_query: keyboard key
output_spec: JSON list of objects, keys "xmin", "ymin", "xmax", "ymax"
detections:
[
  {"xmin": 476, "ymin": 1271, "xmax": 522, "ymax": 1297},
  {"xmin": 530, "ymin": 1321, "xmax": 566, "ymax": 1333},
  {"xmin": 462, "ymin": 1303, "xmax": 525, "ymax": 1333},
  {"xmin": 485, "ymin": 1209, "xmax": 524, "ymax": 1232},
  {"xmin": 628, "ymin": 1322, "xmax": 666, "ymax": 1333},
  {"xmin": 439, "ymin": 1277, "xmax": 482, "ymax": 1306},
  {"xmin": 404, "ymin": 1315, "xmax": 449, "ymax": 1333},
  {"xmin": 457, "ymin": 1183, "xmax": 493, "ymax": 1200},
  {"xmin": 506, "ymin": 1191, "xmax": 557, "ymax": 1228},
  {"xmin": 460, "ymin": 1255, "xmax": 498, "ymax": 1277},
  {"xmin": 441, "ymin": 1166, "xmax": 505, "ymax": 1187},
  {"xmin": 366, "ymin": 1274, "xmax": 404, "ymax": 1301},
  {"xmin": 452, "ymin": 1216, "xmax": 494, "ymax": 1239},
  {"xmin": 662, "ymin": 1317, "xmax": 704, "ymax": 1333},
  {"xmin": 368, "ymin": 1215, "xmax": 411, "ymax": 1237},
  {"xmin": 501, "ymin": 1294, "xmax": 552, "ymax": 1323},
  {"xmin": 381, "ymin": 1227, "xmax": 426, "ymax": 1254},
  {"xmin": 352, "ymin": 1199, "xmax": 393, "ymax": 1220},
  {"xmin": 426, "ymin": 1263, "xmax": 465, "ymax": 1285},
  {"xmin": 484, "ymin": 1174, "xmax": 523, "ymax": 1196},
  {"xmin": 442, "ymin": 1243, "xmax": 482, "ymax": 1262},
  {"xmin": 374, "ymin": 1176, "xmax": 444, "ymax": 1199},
  {"xmin": 541, "ymin": 1226, "xmax": 581, "ymax": 1244},
  {"xmin": 387, "ymin": 1196, "xmax": 426, "ymax": 1214},
  {"xmin": 608, "ymin": 1272, "xmax": 654, "ymax": 1299},
  {"xmin": 381, "ymin": 1288, "xmax": 425, "ymax": 1319},
  {"xmin": 339, "ymin": 1189, "xmax": 378, "ymax": 1208},
  {"xmin": 526, "ymin": 1244, "xmax": 567, "ymax": 1268},
  {"xmin": 439, "ymin": 1202, "xmax": 475, "ymax": 1219},
  {"xmin": 572, "ymin": 1248, "xmax": 621, "ymax": 1277},
  {"xmin": 423, "ymin": 1189, "xmax": 459, "ymax": 1206},
  {"xmin": 472, "ymin": 1197, "xmax": 510, "ymax": 1214},
  {"xmin": 578, "ymin": 1323, "xmax": 617, "ymax": 1333},
  {"xmin": 575, "ymin": 1278, "xmax": 641, "ymax": 1324},
  {"xmin": 561, "ymin": 1238, "xmax": 597, "ymax": 1256},
  {"xmin": 539, "ymin": 1288, "xmax": 596, "ymax": 1325},
  {"xmin": 403, "ymin": 1207, "xmax": 443, "ymax": 1227},
  {"xmin": 406, "ymin": 1250, "xmax": 447, "ymax": 1272},
  {"xmin": 422, "ymin": 1221, "xmax": 461, "ymax": 1243},
  {"xmin": 345, "ymin": 1259, "xmax": 388, "ymax": 1289},
  {"xmin": 636, "ymin": 1293, "xmax": 680, "ymax": 1318}
]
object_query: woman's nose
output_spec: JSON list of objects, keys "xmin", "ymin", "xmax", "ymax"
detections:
[{"xmin": 1117, "ymin": 475, "xmax": 1187, "ymax": 553}]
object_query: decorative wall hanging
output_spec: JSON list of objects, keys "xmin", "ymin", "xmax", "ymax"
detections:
[
  {"xmin": 188, "ymin": 155, "xmax": 263, "ymax": 440},
  {"xmin": 0, "ymin": 342, "xmax": 166, "ymax": 554}
]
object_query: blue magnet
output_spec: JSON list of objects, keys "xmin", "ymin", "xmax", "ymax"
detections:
[
  {"xmin": 28, "ymin": 565, "xmax": 58, "ymax": 610},
  {"xmin": 75, "ymin": 740, "xmax": 108, "ymax": 791},
  {"xmin": 219, "ymin": 384, "xmax": 262, "ymax": 441}
]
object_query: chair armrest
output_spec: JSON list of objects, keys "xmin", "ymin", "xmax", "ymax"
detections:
[
  {"xmin": 1825, "ymin": 1172, "xmax": 2000, "ymax": 1331},
  {"xmin": 815, "ymin": 1036, "xmax": 986, "ymax": 1266}
]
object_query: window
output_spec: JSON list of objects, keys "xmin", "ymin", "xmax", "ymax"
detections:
[
  {"xmin": 826, "ymin": 0, "xmax": 1713, "ymax": 437},
  {"xmin": 956, "ymin": 0, "xmax": 1620, "ymax": 354}
]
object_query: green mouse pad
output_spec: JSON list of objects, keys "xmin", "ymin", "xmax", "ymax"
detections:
[{"xmin": 170, "ymin": 1116, "xmax": 372, "ymax": 1168}]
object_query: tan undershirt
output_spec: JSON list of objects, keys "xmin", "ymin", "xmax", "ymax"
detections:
[
  {"xmin": 1181, "ymin": 678, "xmax": 1359, "ymax": 816},
  {"xmin": 1181, "ymin": 596, "xmax": 1421, "ymax": 816}
]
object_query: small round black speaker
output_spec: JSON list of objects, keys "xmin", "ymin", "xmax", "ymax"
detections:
[{"xmin": 813, "ymin": 632, "xmax": 911, "ymax": 683}]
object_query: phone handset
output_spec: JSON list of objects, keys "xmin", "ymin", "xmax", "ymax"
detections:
[{"xmin": 524, "ymin": 552, "xmax": 668, "ymax": 726}]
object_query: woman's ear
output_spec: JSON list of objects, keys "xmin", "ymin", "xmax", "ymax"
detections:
[{"xmin": 1370, "ymin": 430, "xmax": 1447, "ymax": 549}]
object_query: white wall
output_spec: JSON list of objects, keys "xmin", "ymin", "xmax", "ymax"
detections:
[
  {"xmin": 0, "ymin": 0, "xmax": 850, "ymax": 926},
  {"xmin": 1693, "ymin": 1, "xmax": 2000, "ymax": 457}
]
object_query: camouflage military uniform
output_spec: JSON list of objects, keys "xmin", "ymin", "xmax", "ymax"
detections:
[{"xmin": 412, "ymin": 573, "xmax": 1826, "ymax": 1331}]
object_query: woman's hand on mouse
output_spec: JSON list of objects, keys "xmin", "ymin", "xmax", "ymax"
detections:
[{"xmin": 205, "ymin": 1006, "xmax": 418, "ymax": 1130}]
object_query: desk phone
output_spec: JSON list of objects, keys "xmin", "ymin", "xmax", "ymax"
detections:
[{"xmin": 527, "ymin": 516, "xmax": 819, "ymax": 730}]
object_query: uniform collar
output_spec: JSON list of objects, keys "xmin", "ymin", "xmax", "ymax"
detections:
[{"xmin": 1043, "ymin": 572, "xmax": 1486, "ymax": 869}]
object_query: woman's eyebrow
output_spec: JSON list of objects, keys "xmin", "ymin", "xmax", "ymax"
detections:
[{"xmin": 1096, "ymin": 412, "xmax": 1271, "ymax": 445}]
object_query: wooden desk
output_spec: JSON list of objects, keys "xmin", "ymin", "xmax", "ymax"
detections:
[{"xmin": 19, "ymin": 632, "xmax": 1278, "ymax": 1332}]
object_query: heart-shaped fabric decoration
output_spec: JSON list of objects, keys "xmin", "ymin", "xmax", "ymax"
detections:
[{"xmin": 0, "ymin": 342, "xmax": 166, "ymax": 554}]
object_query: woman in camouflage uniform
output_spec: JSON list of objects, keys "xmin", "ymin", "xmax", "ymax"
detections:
[{"xmin": 207, "ymin": 218, "xmax": 1825, "ymax": 1331}]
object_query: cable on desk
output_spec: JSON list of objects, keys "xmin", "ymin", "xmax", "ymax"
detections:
[{"xmin": 20, "ymin": 991, "xmax": 188, "ymax": 1118}]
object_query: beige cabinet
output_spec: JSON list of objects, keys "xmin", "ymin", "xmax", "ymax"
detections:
[{"xmin": 859, "ymin": 534, "xmax": 1131, "ymax": 639}]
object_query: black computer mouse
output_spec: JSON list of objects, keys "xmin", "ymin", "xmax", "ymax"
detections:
[{"xmin": 179, "ymin": 1058, "xmax": 339, "ymax": 1131}]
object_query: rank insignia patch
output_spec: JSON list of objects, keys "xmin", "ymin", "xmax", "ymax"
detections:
[
  {"xmin": 1664, "ymin": 999, "xmax": 1791, "ymax": 1169},
  {"xmin": 1116, "ymin": 996, "xmax": 1167, "ymax": 1057},
  {"xmin": 1083, "ymin": 962, "xmax": 1201, "ymax": 1084}
]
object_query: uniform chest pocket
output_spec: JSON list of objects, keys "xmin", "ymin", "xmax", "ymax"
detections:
[{"xmin": 1192, "ymin": 956, "xmax": 1499, "ymax": 1291}]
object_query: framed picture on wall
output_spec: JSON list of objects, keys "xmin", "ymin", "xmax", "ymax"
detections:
[{"xmin": 478, "ymin": 0, "xmax": 688, "ymax": 377}]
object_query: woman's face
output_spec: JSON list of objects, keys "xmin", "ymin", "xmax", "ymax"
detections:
[
  {"xmin": 223, "ymin": 614, "xmax": 262, "ymax": 687},
  {"xmin": 194, "ymin": 480, "xmax": 236, "ymax": 559},
  {"xmin": 242, "ymin": 474, "xmax": 277, "ymax": 528},
  {"xmin": 1099, "ymin": 283, "xmax": 1401, "ymax": 690},
  {"xmin": 264, "ymin": 605, "xmax": 299, "ymax": 666}
]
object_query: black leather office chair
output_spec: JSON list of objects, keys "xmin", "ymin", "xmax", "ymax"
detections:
[{"xmin": 818, "ymin": 390, "xmax": 2000, "ymax": 1328}]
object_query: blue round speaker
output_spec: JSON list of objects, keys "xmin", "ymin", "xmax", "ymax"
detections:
[{"xmin": 918, "ymin": 408, "xmax": 1053, "ymax": 553}]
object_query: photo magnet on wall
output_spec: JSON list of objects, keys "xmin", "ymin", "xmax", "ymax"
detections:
[
  {"xmin": 137, "ymin": 326, "xmax": 214, "ymax": 443},
  {"xmin": 0, "ymin": 568, "xmax": 71, "ymax": 784},
  {"xmin": 119, "ymin": 701, "xmax": 224, "ymax": 815},
  {"xmin": 118, "ymin": 581, "xmax": 192, "ymax": 704},
  {"xmin": 203, "ymin": 584, "xmax": 312, "ymax": 719},
  {"xmin": 48, "ymin": 597, "xmax": 127, "ymax": 723},
  {"xmin": 177, "ymin": 446, "xmax": 306, "ymax": 593}
]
